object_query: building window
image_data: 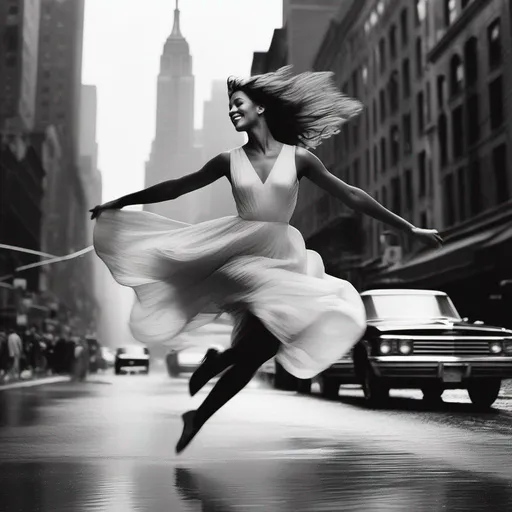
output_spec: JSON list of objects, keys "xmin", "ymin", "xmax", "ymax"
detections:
[
  {"xmin": 416, "ymin": 0, "xmax": 427, "ymax": 24},
  {"xmin": 437, "ymin": 75, "xmax": 445, "ymax": 109},
  {"xmin": 450, "ymin": 54, "xmax": 463, "ymax": 96},
  {"xmin": 493, "ymin": 144, "xmax": 509, "ymax": 204},
  {"xmin": 444, "ymin": 0, "xmax": 457, "ymax": 26},
  {"xmin": 365, "ymin": 149, "xmax": 370, "ymax": 187},
  {"xmin": 415, "ymin": 38, "xmax": 423, "ymax": 77},
  {"xmin": 405, "ymin": 170, "xmax": 413, "ymax": 211},
  {"xmin": 402, "ymin": 59, "xmax": 411, "ymax": 98},
  {"xmin": 452, "ymin": 106, "xmax": 464, "ymax": 159},
  {"xmin": 444, "ymin": 174, "xmax": 455, "ymax": 226},
  {"xmin": 438, "ymin": 114, "xmax": 448, "ymax": 167},
  {"xmin": 469, "ymin": 159, "xmax": 482, "ymax": 215},
  {"xmin": 419, "ymin": 151, "xmax": 427, "ymax": 197},
  {"xmin": 374, "ymin": 145, "xmax": 379, "ymax": 179},
  {"xmin": 353, "ymin": 158, "xmax": 360, "ymax": 188},
  {"xmin": 457, "ymin": 167, "xmax": 467, "ymax": 221},
  {"xmin": 389, "ymin": 71, "xmax": 399, "ymax": 114},
  {"xmin": 489, "ymin": 75, "xmax": 503, "ymax": 130},
  {"xmin": 390, "ymin": 125, "xmax": 400, "ymax": 166},
  {"xmin": 488, "ymin": 19, "xmax": 502, "ymax": 69},
  {"xmin": 389, "ymin": 25, "xmax": 397, "ymax": 60},
  {"xmin": 372, "ymin": 99, "xmax": 378, "ymax": 133},
  {"xmin": 417, "ymin": 91, "xmax": 425, "ymax": 134},
  {"xmin": 380, "ymin": 137, "xmax": 387, "ymax": 172},
  {"xmin": 379, "ymin": 89, "xmax": 387, "ymax": 122},
  {"xmin": 379, "ymin": 38, "xmax": 386, "ymax": 73},
  {"xmin": 464, "ymin": 37, "xmax": 478, "ymax": 87},
  {"xmin": 400, "ymin": 8, "xmax": 409, "ymax": 46},
  {"xmin": 391, "ymin": 177, "xmax": 402, "ymax": 215},
  {"xmin": 402, "ymin": 113, "xmax": 412, "ymax": 155},
  {"xmin": 466, "ymin": 94, "xmax": 479, "ymax": 146},
  {"xmin": 425, "ymin": 81, "xmax": 432, "ymax": 124},
  {"xmin": 352, "ymin": 120, "xmax": 359, "ymax": 148}
]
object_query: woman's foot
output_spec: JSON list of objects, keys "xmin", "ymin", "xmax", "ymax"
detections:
[
  {"xmin": 175, "ymin": 410, "xmax": 200, "ymax": 454},
  {"xmin": 189, "ymin": 348, "xmax": 219, "ymax": 396}
]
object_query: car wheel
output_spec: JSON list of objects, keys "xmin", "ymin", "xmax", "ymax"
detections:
[
  {"xmin": 421, "ymin": 384, "xmax": 444, "ymax": 404},
  {"xmin": 318, "ymin": 376, "xmax": 339, "ymax": 399},
  {"xmin": 114, "ymin": 366, "xmax": 122, "ymax": 375},
  {"xmin": 297, "ymin": 378, "xmax": 312, "ymax": 395},
  {"xmin": 467, "ymin": 379, "xmax": 501, "ymax": 410},
  {"xmin": 274, "ymin": 362, "xmax": 297, "ymax": 391},
  {"xmin": 362, "ymin": 363, "xmax": 388, "ymax": 408}
]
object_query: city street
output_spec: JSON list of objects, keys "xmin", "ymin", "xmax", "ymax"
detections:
[{"xmin": 1, "ymin": 370, "xmax": 512, "ymax": 511}]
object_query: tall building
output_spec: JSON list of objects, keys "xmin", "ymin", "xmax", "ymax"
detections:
[
  {"xmin": 144, "ymin": 0, "xmax": 200, "ymax": 223},
  {"xmin": 251, "ymin": 0, "xmax": 340, "ymax": 76},
  {"xmin": 194, "ymin": 80, "xmax": 244, "ymax": 222},
  {"xmin": 0, "ymin": 0, "xmax": 41, "ymax": 134},
  {"xmin": 35, "ymin": 0, "xmax": 95, "ymax": 333},
  {"xmin": 296, "ymin": 0, "xmax": 512, "ymax": 326}
]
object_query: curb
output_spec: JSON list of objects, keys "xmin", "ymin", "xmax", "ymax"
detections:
[{"xmin": 0, "ymin": 376, "xmax": 68, "ymax": 391}]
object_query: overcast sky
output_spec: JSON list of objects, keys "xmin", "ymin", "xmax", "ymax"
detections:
[{"xmin": 82, "ymin": 0, "xmax": 282, "ymax": 202}]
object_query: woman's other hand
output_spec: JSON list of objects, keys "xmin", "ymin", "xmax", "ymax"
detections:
[
  {"xmin": 89, "ymin": 199, "xmax": 123, "ymax": 220},
  {"xmin": 410, "ymin": 227, "xmax": 443, "ymax": 248}
]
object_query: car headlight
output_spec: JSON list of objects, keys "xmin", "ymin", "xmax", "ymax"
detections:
[
  {"xmin": 379, "ymin": 341, "xmax": 392, "ymax": 355},
  {"xmin": 504, "ymin": 340, "xmax": 512, "ymax": 355},
  {"xmin": 398, "ymin": 340, "xmax": 413, "ymax": 355},
  {"xmin": 489, "ymin": 341, "xmax": 503, "ymax": 354}
]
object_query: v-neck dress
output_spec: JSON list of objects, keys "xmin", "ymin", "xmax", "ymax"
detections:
[{"xmin": 93, "ymin": 144, "xmax": 366, "ymax": 378}]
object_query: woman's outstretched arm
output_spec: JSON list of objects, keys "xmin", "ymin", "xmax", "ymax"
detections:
[
  {"xmin": 90, "ymin": 153, "xmax": 229, "ymax": 219},
  {"xmin": 297, "ymin": 148, "xmax": 442, "ymax": 247}
]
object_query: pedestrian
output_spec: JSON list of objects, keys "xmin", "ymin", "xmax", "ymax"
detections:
[
  {"xmin": 7, "ymin": 328, "xmax": 23, "ymax": 381},
  {"xmin": 90, "ymin": 66, "xmax": 442, "ymax": 453}
]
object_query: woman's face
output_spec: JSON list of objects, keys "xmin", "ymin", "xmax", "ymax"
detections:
[{"xmin": 228, "ymin": 90, "xmax": 264, "ymax": 132}]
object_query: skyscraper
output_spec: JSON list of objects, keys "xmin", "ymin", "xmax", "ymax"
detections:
[
  {"xmin": 0, "ymin": 0, "xmax": 41, "ymax": 133},
  {"xmin": 144, "ymin": 0, "xmax": 200, "ymax": 223}
]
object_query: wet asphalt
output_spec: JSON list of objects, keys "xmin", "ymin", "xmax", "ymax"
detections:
[{"xmin": 0, "ymin": 368, "xmax": 512, "ymax": 512}]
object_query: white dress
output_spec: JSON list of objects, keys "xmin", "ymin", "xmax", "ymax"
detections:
[{"xmin": 93, "ymin": 144, "xmax": 366, "ymax": 379}]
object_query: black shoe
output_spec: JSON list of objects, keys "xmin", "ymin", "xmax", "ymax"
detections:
[
  {"xmin": 175, "ymin": 410, "xmax": 200, "ymax": 454},
  {"xmin": 189, "ymin": 348, "xmax": 219, "ymax": 396}
]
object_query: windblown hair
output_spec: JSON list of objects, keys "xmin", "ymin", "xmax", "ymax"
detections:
[{"xmin": 227, "ymin": 66, "xmax": 363, "ymax": 149}]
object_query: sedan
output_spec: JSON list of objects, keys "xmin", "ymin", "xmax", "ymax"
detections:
[{"xmin": 115, "ymin": 346, "xmax": 150, "ymax": 375}]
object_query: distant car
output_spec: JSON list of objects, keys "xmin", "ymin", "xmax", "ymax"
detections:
[
  {"xmin": 260, "ymin": 289, "xmax": 512, "ymax": 409},
  {"xmin": 115, "ymin": 346, "xmax": 150, "ymax": 375},
  {"xmin": 165, "ymin": 345, "xmax": 224, "ymax": 378}
]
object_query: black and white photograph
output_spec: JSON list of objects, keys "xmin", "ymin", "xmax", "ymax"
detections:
[{"xmin": 1, "ymin": 0, "xmax": 512, "ymax": 510}]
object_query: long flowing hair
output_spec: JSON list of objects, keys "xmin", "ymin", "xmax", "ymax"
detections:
[{"xmin": 227, "ymin": 65, "xmax": 363, "ymax": 149}]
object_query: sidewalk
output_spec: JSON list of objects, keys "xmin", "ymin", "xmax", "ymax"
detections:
[
  {"xmin": 0, "ymin": 371, "xmax": 69, "ymax": 391},
  {"xmin": 501, "ymin": 379, "xmax": 512, "ymax": 399}
]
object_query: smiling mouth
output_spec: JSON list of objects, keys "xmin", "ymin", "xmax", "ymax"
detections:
[{"xmin": 231, "ymin": 115, "xmax": 242, "ymax": 123}]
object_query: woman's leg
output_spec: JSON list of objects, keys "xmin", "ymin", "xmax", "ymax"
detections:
[{"xmin": 176, "ymin": 313, "xmax": 281, "ymax": 453}]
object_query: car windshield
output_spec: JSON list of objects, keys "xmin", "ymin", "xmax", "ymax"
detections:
[
  {"xmin": 117, "ymin": 346, "xmax": 149, "ymax": 355},
  {"xmin": 363, "ymin": 294, "xmax": 461, "ymax": 321}
]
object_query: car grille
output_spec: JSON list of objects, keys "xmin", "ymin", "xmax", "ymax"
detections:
[{"xmin": 413, "ymin": 340, "xmax": 489, "ymax": 356}]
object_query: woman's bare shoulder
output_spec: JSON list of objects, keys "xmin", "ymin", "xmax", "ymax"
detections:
[{"xmin": 294, "ymin": 146, "xmax": 322, "ymax": 179}]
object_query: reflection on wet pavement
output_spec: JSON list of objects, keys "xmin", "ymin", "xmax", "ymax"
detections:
[{"xmin": 0, "ymin": 375, "xmax": 511, "ymax": 511}]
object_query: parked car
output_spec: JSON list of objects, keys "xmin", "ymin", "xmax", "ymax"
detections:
[
  {"xmin": 261, "ymin": 289, "xmax": 512, "ymax": 409},
  {"xmin": 166, "ymin": 344, "xmax": 225, "ymax": 378},
  {"xmin": 115, "ymin": 346, "xmax": 150, "ymax": 375}
]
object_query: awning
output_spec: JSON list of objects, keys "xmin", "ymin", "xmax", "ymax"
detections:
[{"xmin": 374, "ymin": 225, "xmax": 505, "ymax": 284}]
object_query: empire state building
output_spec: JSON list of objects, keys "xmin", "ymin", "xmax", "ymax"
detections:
[{"xmin": 144, "ymin": 0, "xmax": 199, "ymax": 222}]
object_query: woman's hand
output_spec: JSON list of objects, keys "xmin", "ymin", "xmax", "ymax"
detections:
[
  {"xmin": 410, "ymin": 227, "xmax": 443, "ymax": 248},
  {"xmin": 89, "ymin": 199, "xmax": 123, "ymax": 220}
]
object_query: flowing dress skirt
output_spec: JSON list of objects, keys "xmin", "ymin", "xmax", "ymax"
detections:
[{"xmin": 93, "ymin": 210, "xmax": 366, "ymax": 379}]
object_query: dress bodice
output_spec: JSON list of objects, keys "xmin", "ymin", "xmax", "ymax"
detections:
[{"xmin": 230, "ymin": 144, "xmax": 299, "ymax": 223}]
